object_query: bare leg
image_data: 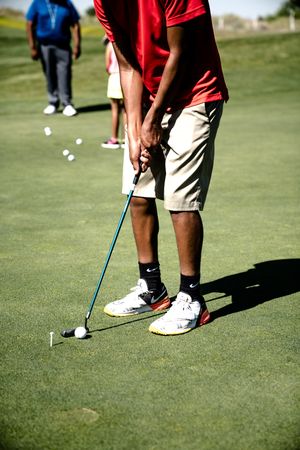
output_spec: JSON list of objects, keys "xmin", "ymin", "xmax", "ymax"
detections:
[
  {"xmin": 148, "ymin": 211, "xmax": 209, "ymax": 336},
  {"xmin": 111, "ymin": 98, "xmax": 120, "ymax": 140},
  {"xmin": 130, "ymin": 197, "xmax": 159, "ymax": 263},
  {"xmin": 122, "ymin": 107, "xmax": 127, "ymax": 141},
  {"xmin": 170, "ymin": 211, "xmax": 203, "ymax": 276}
]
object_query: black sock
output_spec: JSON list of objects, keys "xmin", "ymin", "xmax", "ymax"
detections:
[
  {"xmin": 180, "ymin": 274, "xmax": 201, "ymax": 300},
  {"xmin": 139, "ymin": 262, "xmax": 162, "ymax": 291}
]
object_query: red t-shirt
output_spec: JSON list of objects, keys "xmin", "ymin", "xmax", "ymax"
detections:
[{"xmin": 94, "ymin": 0, "xmax": 228, "ymax": 110}]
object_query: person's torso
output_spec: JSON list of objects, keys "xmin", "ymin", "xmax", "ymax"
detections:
[
  {"xmin": 95, "ymin": 0, "xmax": 228, "ymax": 109},
  {"xmin": 31, "ymin": 0, "xmax": 78, "ymax": 46}
]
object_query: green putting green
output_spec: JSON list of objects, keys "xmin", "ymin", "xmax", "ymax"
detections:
[{"xmin": 0, "ymin": 23, "xmax": 299, "ymax": 450}]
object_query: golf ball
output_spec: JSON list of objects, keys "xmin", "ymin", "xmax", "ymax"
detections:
[
  {"xmin": 67, "ymin": 154, "xmax": 75, "ymax": 161},
  {"xmin": 44, "ymin": 126, "xmax": 52, "ymax": 136},
  {"xmin": 75, "ymin": 327, "xmax": 87, "ymax": 339},
  {"xmin": 62, "ymin": 149, "xmax": 70, "ymax": 156},
  {"xmin": 75, "ymin": 138, "xmax": 83, "ymax": 145}
]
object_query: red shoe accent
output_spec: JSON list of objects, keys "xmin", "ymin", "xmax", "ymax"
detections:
[
  {"xmin": 150, "ymin": 297, "xmax": 171, "ymax": 312},
  {"xmin": 198, "ymin": 308, "xmax": 210, "ymax": 326},
  {"xmin": 107, "ymin": 138, "xmax": 119, "ymax": 145}
]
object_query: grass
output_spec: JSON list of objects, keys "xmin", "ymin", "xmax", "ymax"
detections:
[{"xmin": 0, "ymin": 22, "xmax": 299, "ymax": 450}]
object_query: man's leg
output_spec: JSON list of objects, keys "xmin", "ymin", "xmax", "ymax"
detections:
[
  {"xmin": 130, "ymin": 196, "xmax": 159, "ymax": 264},
  {"xmin": 171, "ymin": 210, "xmax": 204, "ymax": 301},
  {"xmin": 110, "ymin": 98, "xmax": 120, "ymax": 141},
  {"xmin": 149, "ymin": 102, "xmax": 224, "ymax": 335},
  {"xmin": 56, "ymin": 46, "xmax": 72, "ymax": 106},
  {"xmin": 170, "ymin": 210, "xmax": 203, "ymax": 276},
  {"xmin": 149, "ymin": 209, "xmax": 209, "ymax": 335},
  {"xmin": 40, "ymin": 45, "xmax": 59, "ymax": 108},
  {"xmin": 103, "ymin": 196, "xmax": 170, "ymax": 317}
]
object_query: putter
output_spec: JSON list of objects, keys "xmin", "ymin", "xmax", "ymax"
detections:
[{"xmin": 61, "ymin": 171, "xmax": 140, "ymax": 338}]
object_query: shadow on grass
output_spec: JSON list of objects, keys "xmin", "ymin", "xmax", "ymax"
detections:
[
  {"xmin": 90, "ymin": 312, "xmax": 164, "ymax": 334},
  {"xmin": 201, "ymin": 258, "xmax": 300, "ymax": 322},
  {"xmin": 76, "ymin": 103, "xmax": 111, "ymax": 114}
]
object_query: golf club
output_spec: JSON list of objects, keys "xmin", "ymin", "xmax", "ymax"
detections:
[{"xmin": 61, "ymin": 171, "xmax": 140, "ymax": 338}]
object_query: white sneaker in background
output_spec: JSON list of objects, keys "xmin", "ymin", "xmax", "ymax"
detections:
[
  {"xmin": 43, "ymin": 104, "xmax": 56, "ymax": 115},
  {"xmin": 101, "ymin": 138, "xmax": 120, "ymax": 149},
  {"xmin": 62, "ymin": 104, "xmax": 77, "ymax": 117}
]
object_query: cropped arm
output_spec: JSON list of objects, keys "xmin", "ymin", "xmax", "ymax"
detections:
[
  {"xmin": 72, "ymin": 22, "xmax": 81, "ymax": 59},
  {"xmin": 26, "ymin": 20, "xmax": 39, "ymax": 60},
  {"xmin": 113, "ymin": 42, "xmax": 144, "ymax": 174}
]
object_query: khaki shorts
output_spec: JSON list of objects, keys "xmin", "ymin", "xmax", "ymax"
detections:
[
  {"xmin": 107, "ymin": 73, "xmax": 123, "ymax": 99},
  {"xmin": 122, "ymin": 101, "xmax": 223, "ymax": 211}
]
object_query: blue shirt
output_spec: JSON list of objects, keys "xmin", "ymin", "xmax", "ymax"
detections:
[{"xmin": 26, "ymin": 0, "xmax": 80, "ymax": 47}]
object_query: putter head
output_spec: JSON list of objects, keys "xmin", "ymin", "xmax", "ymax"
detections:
[
  {"xmin": 60, "ymin": 327, "xmax": 90, "ymax": 338},
  {"xmin": 60, "ymin": 328, "xmax": 76, "ymax": 338}
]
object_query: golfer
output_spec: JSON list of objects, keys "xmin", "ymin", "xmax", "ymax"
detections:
[{"xmin": 94, "ymin": 0, "xmax": 229, "ymax": 335}]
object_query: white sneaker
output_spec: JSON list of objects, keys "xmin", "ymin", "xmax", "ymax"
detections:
[
  {"xmin": 104, "ymin": 279, "xmax": 170, "ymax": 317},
  {"xmin": 101, "ymin": 138, "xmax": 120, "ymax": 149},
  {"xmin": 149, "ymin": 292, "xmax": 210, "ymax": 335},
  {"xmin": 62, "ymin": 104, "xmax": 77, "ymax": 117},
  {"xmin": 43, "ymin": 104, "xmax": 56, "ymax": 115}
]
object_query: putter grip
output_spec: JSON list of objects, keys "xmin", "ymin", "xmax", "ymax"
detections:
[{"xmin": 133, "ymin": 172, "xmax": 140, "ymax": 186}]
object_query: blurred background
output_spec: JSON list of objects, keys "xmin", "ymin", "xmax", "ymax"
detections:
[{"xmin": 0, "ymin": 0, "xmax": 299, "ymax": 35}]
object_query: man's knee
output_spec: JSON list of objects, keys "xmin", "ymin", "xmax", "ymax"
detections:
[{"xmin": 130, "ymin": 196, "xmax": 156, "ymax": 212}]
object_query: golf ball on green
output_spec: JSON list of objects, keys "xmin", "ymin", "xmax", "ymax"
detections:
[
  {"xmin": 75, "ymin": 327, "xmax": 87, "ymax": 339},
  {"xmin": 75, "ymin": 138, "xmax": 83, "ymax": 145},
  {"xmin": 63, "ymin": 149, "xmax": 70, "ymax": 156},
  {"xmin": 67, "ymin": 154, "xmax": 75, "ymax": 161}
]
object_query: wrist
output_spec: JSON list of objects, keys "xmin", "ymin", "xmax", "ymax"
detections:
[
  {"xmin": 127, "ymin": 117, "xmax": 142, "ymax": 140},
  {"xmin": 127, "ymin": 128, "xmax": 140, "ymax": 143},
  {"xmin": 147, "ymin": 103, "xmax": 165, "ymax": 123}
]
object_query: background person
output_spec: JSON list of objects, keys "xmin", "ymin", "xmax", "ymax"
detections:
[
  {"xmin": 26, "ymin": 0, "xmax": 81, "ymax": 117},
  {"xmin": 102, "ymin": 38, "xmax": 126, "ymax": 149},
  {"xmin": 94, "ymin": 0, "xmax": 229, "ymax": 336}
]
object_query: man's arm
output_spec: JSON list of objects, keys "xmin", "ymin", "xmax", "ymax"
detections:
[
  {"xmin": 72, "ymin": 22, "xmax": 81, "ymax": 59},
  {"xmin": 141, "ymin": 25, "xmax": 188, "ymax": 152},
  {"xmin": 113, "ymin": 23, "xmax": 191, "ymax": 173},
  {"xmin": 26, "ymin": 20, "xmax": 39, "ymax": 60},
  {"xmin": 113, "ymin": 42, "xmax": 144, "ymax": 174}
]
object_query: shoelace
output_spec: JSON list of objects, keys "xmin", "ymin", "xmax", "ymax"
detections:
[
  {"xmin": 125, "ymin": 284, "xmax": 150, "ymax": 307},
  {"xmin": 129, "ymin": 284, "xmax": 144, "ymax": 295},
  {"xmin": 166, "ymin": 298, "xmax": 192, "ymax": 317},
  {"xmin": 139, "ymin": 291, "xmax": 151, "ymax": 299},
  {"xmin": 166, "ymin": 296, "xmax": 201, "ymax": 320}
]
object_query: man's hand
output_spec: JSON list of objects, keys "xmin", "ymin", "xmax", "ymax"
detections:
[
  {"xmin": 140, "ymin": 112, "xmax": 163, "ymax": 149},
  {"xmin": 140, "ymin": 147, "xmax": 153, "ymax": 172},
  {"xmin": 128, "ymin": 135, "xmax": 154, "ymax": 174},
  {"xmin": 139, "ymin": 109, "xmax": 164, "ymax": 171},
  {"xmin": 30, "ymin": 47, "xmax": 39, "ymax": 60},
  {"xmin": 72, "ymin": 45, "xmax": 81, "ymax": 60},
  {"xmin": 128, "ymin": 136, "xmax": 143, "ymax": 174}
]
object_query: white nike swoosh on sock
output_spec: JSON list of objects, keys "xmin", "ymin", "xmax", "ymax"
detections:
[
  {"xmin": 189, "ymin": 283, "xmax": 199, "ymax": 288},
  {"xmin": 146, "ymin": 267, "xmax": 159, "ymax": 272}
]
